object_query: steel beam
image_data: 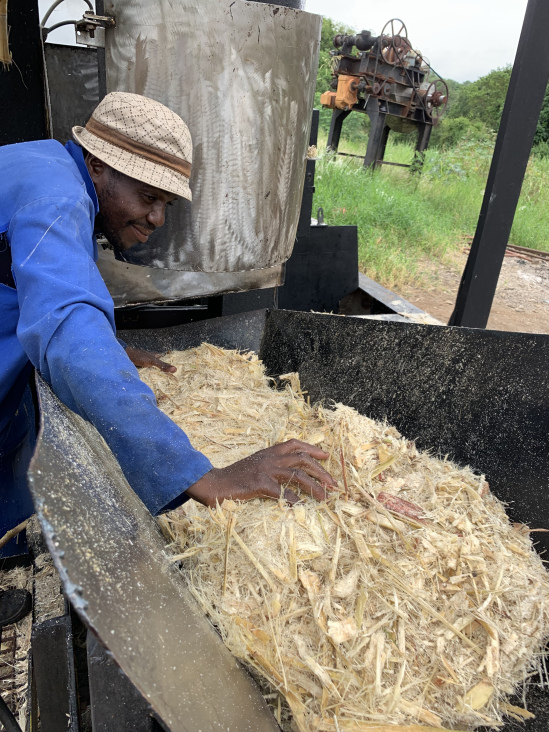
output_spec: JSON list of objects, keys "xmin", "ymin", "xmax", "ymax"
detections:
[{"xmin": 449, "ymin": 0, "xmax": 549, "ymax": 328}]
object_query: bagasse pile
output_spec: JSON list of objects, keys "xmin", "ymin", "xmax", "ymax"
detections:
[{"xmin": 141, "ymin": 344, "xmax": 549, "ymax": 731}]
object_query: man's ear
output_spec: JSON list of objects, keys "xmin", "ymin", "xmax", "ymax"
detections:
[{"xmin": 85, "ymin": 154, "xmax": 108, "ymax": 182}]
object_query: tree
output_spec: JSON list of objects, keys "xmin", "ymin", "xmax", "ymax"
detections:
[{"xmin": 448, "ymin": 66, "xmax": 512, "ymax": 131}]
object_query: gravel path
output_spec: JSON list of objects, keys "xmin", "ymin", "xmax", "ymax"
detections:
[{"xmin": 399, "ymin": 253, "xmax": 549, "ymax": 335}]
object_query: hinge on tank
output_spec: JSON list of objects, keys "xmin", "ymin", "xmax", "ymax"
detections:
[{"xmin": 75, "ymin": 11, "xmax": 116, "ymax": 49}]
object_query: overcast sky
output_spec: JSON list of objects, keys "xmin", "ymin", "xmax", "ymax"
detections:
[
  {"xmin": 41, "ymin": 0, "xmax": 528, "ymax": 83},
  {"xmin": 306, "ymin": 0, "xmax": 528, "ymax": 82}
]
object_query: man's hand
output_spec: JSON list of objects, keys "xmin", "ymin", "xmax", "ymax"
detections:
[
  {"xmin": 186, "ymin": 439, "xmax": 337, "ymax": 507},
  {"xmin": 125, "ymin": 346, "xmax": 176, "ymax": 373}
]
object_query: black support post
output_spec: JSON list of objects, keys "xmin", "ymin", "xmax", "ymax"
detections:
[
  {"xmin": 32, "ymin": 616, "xmax": 80, "ymax": 731},
  {"xmin": 411, "ymin": 122, "xmax": 432, "ymax": 172},
  {"xmin": 95, "ymin": 0, "xmax": 107, "ymax": 101},
  {"xmin": 449, "ymin": 0, "xmax": 549, "ymax": 328},
  {"xmin": 87, "ymin": 632, "xmax": 163, "ymax": 731},
  {"xmin": 1, "ymin": 0, "xmax": 48, "ymax": 144},
  {"xmin": 364, "ymin": 109, "xmax": 389, "ymax": 169},
  {"xmin": 415, "ymin": 122, "xmax": 432, "ymax": 154}
]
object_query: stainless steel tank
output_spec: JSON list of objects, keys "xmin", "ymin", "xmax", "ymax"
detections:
[{"xmin": 98, "ymin": 0, "xmax": 321, "ymax": 304}]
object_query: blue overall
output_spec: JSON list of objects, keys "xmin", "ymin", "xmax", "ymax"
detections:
[{"xmin": 0, "ymin": 140, "xmax": 213, "ymax": 556}]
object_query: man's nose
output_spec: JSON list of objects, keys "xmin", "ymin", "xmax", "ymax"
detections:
[{"xmin": 147, "ymin": 202, "xmax": 166, "ymax": 229}]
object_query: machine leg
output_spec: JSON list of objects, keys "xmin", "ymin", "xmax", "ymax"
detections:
[
  {"xmin": 378, "ymin": 124, "xmax": 391, "ymax": 165},
  {"xmin": 327, "ymin": 109, "xmax": 351, "ymax": 152},
  {"xmin": 411, "ymin": 123, "xmax": 432, "ymax": 172},
  {"xmin": 364, "ymin": 111, "xmax": 388, "ymax": 169}
]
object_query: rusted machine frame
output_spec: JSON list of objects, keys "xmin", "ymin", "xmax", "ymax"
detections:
[{"xmin": 323, "ymin": 23, "xmax": 447, "ymax": 170}]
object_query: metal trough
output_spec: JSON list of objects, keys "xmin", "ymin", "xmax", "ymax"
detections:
[{"xmin": 29, "ymin": 310, "xmax": 549, "ymax": 731}]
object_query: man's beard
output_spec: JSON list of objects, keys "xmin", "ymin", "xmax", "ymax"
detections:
[
  {"xmin": 95, "ymin": 180, "xmax": 127, "ymax": 256},
  {"xmin": 95, "ymin": 214, "xmax": 126, "ymax": 257}
]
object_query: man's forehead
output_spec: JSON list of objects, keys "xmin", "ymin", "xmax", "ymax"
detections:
[{"xmin": 137, "ymin": 180, "xmax": 178, "ymax": 201}]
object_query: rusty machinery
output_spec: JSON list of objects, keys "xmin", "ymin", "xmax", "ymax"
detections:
[{"xmin": 320, "ymin": 19, "xmax": 449, "ymax": 171}]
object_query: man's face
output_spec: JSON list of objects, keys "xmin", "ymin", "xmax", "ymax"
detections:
[{"xmin": 86, "ymin": 154, "xmax": 178, "ymax": 251}]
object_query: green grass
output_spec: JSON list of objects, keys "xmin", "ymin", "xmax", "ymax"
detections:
[{"xmin": 313, "ymin": 135, "xmax": 549, "ymax": 289}]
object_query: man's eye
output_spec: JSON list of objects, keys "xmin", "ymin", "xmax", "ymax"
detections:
[{"xmin": 144, "ymin": 194, "xmax": 156, "ymax": 203}]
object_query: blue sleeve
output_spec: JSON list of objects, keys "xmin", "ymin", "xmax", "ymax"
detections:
[{"xmin": 10, "ymin": 196, "xmax": 212, "ymax": 514}]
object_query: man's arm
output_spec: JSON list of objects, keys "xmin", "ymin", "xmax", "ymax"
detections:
[
  {"xmin": 10, "ymin": 196, "xmax": 213, "ymax": 514},
  {"xmin": 10, "ymin": 196, "xmax": 337, "ymax": 510}
]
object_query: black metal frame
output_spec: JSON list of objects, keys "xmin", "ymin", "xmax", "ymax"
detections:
[
  {"xmin": 1, "ymin": 0, "xmax": 49, "ymax": 145},
  {"xmin": 32, "ymin": 615, "xmax": 80, "ymax": 731},
  {"xmin": 450, "ymin": 0, "xmax": 549, "ymax": 328},
  {"xmin": 27, "ymin": 537, "xmax": 168, "ymax": 732}
]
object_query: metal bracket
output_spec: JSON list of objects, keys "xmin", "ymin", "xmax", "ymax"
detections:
[{"xmin": 75, "ymin": 12, "xmax": 115, "ymax": 49}]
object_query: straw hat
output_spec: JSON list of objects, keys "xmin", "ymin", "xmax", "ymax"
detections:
[{"xmin": 73, "ymin": 92, "xmax": 193, "ymax": 201}]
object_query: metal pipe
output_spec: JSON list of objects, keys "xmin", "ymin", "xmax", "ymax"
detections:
[
  {"xmin": 449, "ymin": 0, "xmax": 549, "ymax": 328},
  {"xmin": 41, "ymin": 0, "xmax": 93, "ymax": 28},
  {"xmin": 42, "ymin": 19, "xmax": 78, "ymax": 37}
]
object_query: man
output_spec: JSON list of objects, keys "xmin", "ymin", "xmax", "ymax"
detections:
[{"xmin": 0, "ymin": 92, "xmax": 336, "ymax": 560}]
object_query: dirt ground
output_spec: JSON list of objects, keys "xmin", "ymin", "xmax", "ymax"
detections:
[{"xmin": 399, "ymin": 251, "xmax": 549, "ymax": 335}]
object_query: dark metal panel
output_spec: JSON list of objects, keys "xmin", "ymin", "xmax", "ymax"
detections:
[
  {"xmin": 31, "ymin": 615, "xmax": 79, "ymax": 732},
  {"xmin": 450, "ymin": 0, "xmax": 549, "ymax": 328},
  {"xmin": 276, "ymin": 225, "xmax": 358, "ymax": 312},
  {"xmin": 44, "ymin": 44, "xmax": 99, "ymax": 144},
  {"xmin": 260, "ymin": 311, "xmax": 549, "ymax": 560},
  {"xmin": 0, "ymin": 0, "xmax": 48, "ymax": 145},
  {"xmin": 119, "ymin": 308, "xmax": 268, "ymax": 355},
  {"xmin": 274, "ymin": 108, "xmax": 359, "ymax": 314},
  {"xmin": 87, "ymin": 632, "xmax": 160, "ymax": 732},
  {"xmin": 114, "ymin": 297, "xmax": 222, "ymax": 330},
  {"xmin": 340, "ymin": 273, "xmax": 441, "ymax": 323},
  {"xmin": 222, "ymin": 287, "xmax": 277, "ymax": 316},
  {"xmin": 28, "ymin": 375, "xmax": 280, "ymax": 732}
]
